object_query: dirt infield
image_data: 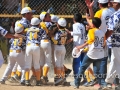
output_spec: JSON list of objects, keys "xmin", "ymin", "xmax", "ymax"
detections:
[{"xmin": 0, "ymin": 64, "xmax": 114, "ymax": 90}]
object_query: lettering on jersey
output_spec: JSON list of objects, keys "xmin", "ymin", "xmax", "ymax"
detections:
[
  {"xmin": 94, "ymin": 36, "xmax": 104, "ymax": 48},
  {"xmin": 105, "ymin": 16, "xmax": 110, "ymax": 25},
  {"xmin": 80, "ymin": 29, "xmax": 84, "ymax": 39},
  {"xmin": 13, "ymin": 38, "xmax": 23, "ymax": 46},
  {"xmin": 27, "ymin": 28, "xmax": 40, "ymax": 40},
  {"xmin": 60, "ymin": 33, "xmax": 67, "ymax": 45}
]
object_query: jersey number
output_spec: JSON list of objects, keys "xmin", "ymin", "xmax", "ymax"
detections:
[
  {"xmin": 30, "ymin": 32, "xmax": 38, "ymax": 40},
  {"xmin": 94, "ymin": 36, "xmax": 104, "ymax": 48}
]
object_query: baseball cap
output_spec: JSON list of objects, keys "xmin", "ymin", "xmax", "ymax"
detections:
[
  {"xmin": 58, "ymin": 18, "xmax": 67, "ymax": 27},
  {"xmin": 98, "ymin": 0, "xmax": 108, "ymax": 3},
  {"xmin": 72, "ymin": 47, "xmax": 83, "ymax": 58},
  {"xmin": 15, "ymin": 21, "xmax": 24, "ymax": 33},
  {"xmin": 51, "ymin": 15, "xmax": 59, "ymax": 23},
  {"xmin": 31, "ymin": 17, "xmax": 40, "ymax": 25},
  {"xmin": 40, "ymin": 11, "xmax": 47, "ymax": 20},
  {"xmin": 21, "ymin": 7, "xmax": 35, "ymax": 14},
  {"xmin": 111, "ymin": 0, "xmax": 120, "ymax": 3}
]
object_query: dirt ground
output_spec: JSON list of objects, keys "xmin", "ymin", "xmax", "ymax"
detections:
[{"xmin": 0, "ymin": 64, "xmax": 115, "ymax": 90}]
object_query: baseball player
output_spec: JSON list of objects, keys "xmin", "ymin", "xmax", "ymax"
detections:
[
  {"xmin": 50, "ymin": 15, "xmax": 72, "ymax": 83},
  {"xmin": 10, "ymin": 7, "xmax": 35, "ymax": 82},
  {"xmin": 85, "ymin": 0, "xmax": 114, "ymax": 89},
  {"xmin": 53, "ymin": 18, "xmax": 69, "ymax": 85},
  {"xmin": 0, "ymin": 25, "xmax": 23, "ymax": 69},
  {"xmin": 24, "ymin": 17, "xmax": 46, "ymax": 86},
  {"xmin": 105, "ymin": 0, "xmax": 120, "ymax": 90},
  {"xmin": 70, "ymin": 17, "xmax": 105, "ymax": 89},
  {"xmin": 39, "ymin": 11, "xmax": 52, "ymax": 84},
  {"xmin": 0, "ymin": 21, "xmax": 26, "ymax": 85}
]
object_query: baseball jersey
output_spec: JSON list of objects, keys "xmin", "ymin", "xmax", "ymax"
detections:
[
  {"xmin": 9, "ymin": 38, "xmax": 26, "ymax": 50},
  {"xmin": 106, "ymin": 7, "xmax": 115, "ymax": 48},
  {"xmin": 54, "ymin": 29, "xmax": 67, "ymax": 45},
  {"xmin": 0, "ymin": 26, "xmax": 8, "ymax": 36},
  {"xmin": 26, "ymin": 26, "xmax": 47, "ymax": 44},
  {"xmin": 71, "ymin": 22, "xmax": 86, "ymax": 47},
  {"xmin": 40, "ymin": 21, "xmax": 52, "ymax": 35},
  {"xmin": 19, "ymin": 17, "xmax": 31, "ymax": 29},
  {"xmin": 86, "ymin": 28, "xmax": 104, "ymax": 59},
  {"xmin": 107, "ymin": 9, "xmax": 120, "ymax": 47},
  {"xmin": 94, "ymin": 8, "xmax": 113, "ymax": 34}
]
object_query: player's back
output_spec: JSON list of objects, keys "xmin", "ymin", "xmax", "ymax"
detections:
[{"xmin": 95, "ymin": 8, "xmax": 113, "ymax": 34}]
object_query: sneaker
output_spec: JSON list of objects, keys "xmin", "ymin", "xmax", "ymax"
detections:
[
  {"xmin": 70, "ymin": 81, "xmax": 79, "ymax": 89},
  {"xmin": 80, "ymin": 79, "xmax": 87, "ymax": 86},
  {"xmin": 0, "ymin": 79, "xmax": 5, "ymax": 84},
  {"xmin": 98, "ymin": 85, "xmax": 108, "ymax": 90},
  {"xmin": 61, "ymin": 78, "xmax": 67, "ymax": 85},
  {"xmin": 115, "ymin": 85, "xmax": 120, "ymax": 90},
  {"xmin": 8, "ymin": 77, "xmax": 17, "ymax": 83},
  {"xmin": 54, "ymin": 76, "xmax": 58, "ymax": 82},
  {"xmin": 84, "ymin": 82, "xmax": 91, "ymax": 87},
  {"xmin": 65, "ymin": 69, "xmax": 72, "ymax": 77},
  {"xmin": 25, "ymin": 80, "xmax": 31, "ymax": 86},
  {"xmin": 43, "ymin": 76, "xmax": 49, "ymax": 84},
  {"xmin": 30, "ymin": 75, "xmax": 36, "ymax": 86},
  {"xmin": 36, "ymin": 80, "xmax": 41, "ymax": 86},
  {"xmin": 89, "ymin": 79, "xmax": 98, "ymax": 86},
  {"xmin": 107, "ymin": 83, "xmax": 112, "ymax": 89},
  {"xmin": 13, "ymin": 74, "xmax": 20, "ymax": 83},
  {"xmin": 54, "ymin": 77, "xmax": 63, "ymax": 86},
  {"xmin": 20, "ymin": 80, "xmax": 25, "ymax": 86}
]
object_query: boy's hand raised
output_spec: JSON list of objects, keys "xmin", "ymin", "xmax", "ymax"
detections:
[{"xmin": 85, "ymin": 0, "xmax": 94, "ymax": 8}]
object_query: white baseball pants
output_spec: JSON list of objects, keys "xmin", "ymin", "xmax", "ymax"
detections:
[
  {"xmin": 12, "ymin": 62, "xmax": 21, "ymax": 72},
  {"xmin": 40, "ymin": 40, "xmax": 51, "ymax": 67},
  {"xmin": 54, "ymin": 45, "xmax": 66, "ymax": 68},
  {"xmin": 25, "ymin": 43, "xmax": 40, "ymax": 70},
  {"xmin": 105, "ymin": 47, "xmax": 120, "ymax": 83},
  {"xmin": 1, "ymin": 50, "xmax": 25, "ymax": 81}
]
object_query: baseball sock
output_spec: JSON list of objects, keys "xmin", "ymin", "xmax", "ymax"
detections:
[
  {"xmin": 11, "ymin": 72, "xmax": 16, "ymax": 77},
  {"xmin": 43, "ymin": 66, "xmax": 49, "ymax": 77},
  {"xmin": 25, "ymin": 71, "xmax": 29, "ymax": 80}
]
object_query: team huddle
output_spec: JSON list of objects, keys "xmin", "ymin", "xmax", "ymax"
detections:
[{"xmin": 0, "ymin": 0, "xmax": 120, "ymax": 90}]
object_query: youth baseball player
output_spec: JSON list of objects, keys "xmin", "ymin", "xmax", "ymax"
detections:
[
  {"xmin": 105, "ymin": 0, "xmax": 120, "ymax": 90},
  {"xmin": 11, "ymin": 7, "xmax": 35, "ymax": 82},
  {"xmin": 39, "ymin": 11, "xmax": 52, "ymax": 84},
  {"xmin": 0, "ymin": 21, "xmax": 26, "ymax": 85},
  {"xmin": 53, "ymin": 18, "xmax": 68, "ymax": 85},
  {"xmin": 25, "ymin": 17, "xmax": 46, "ymax": 86}
]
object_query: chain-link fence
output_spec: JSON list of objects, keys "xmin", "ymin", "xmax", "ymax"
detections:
[
  {"xmin": 0, "ymin": 0, "xmax": 99, "ymax": 63},
  {"xmin": 0, "ymin": 0, "xmax": 87, "ymax": 15}
]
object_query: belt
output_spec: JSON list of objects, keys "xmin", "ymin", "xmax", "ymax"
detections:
[
  {"xmin": 41, "ymin": 39, "xmax": 49, "ymax": 42},
  {"xmin": 10, "ymin": 49, "xmax": 21, "ymax": 53},
  {"xmin": 27, "ymin": 43, "xmax": 39, "ymax": 46}
]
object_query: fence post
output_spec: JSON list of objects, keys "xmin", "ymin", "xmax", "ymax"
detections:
[{"xmin": 22, "ymin": 0, "xmax": 25, "ymax": 9}]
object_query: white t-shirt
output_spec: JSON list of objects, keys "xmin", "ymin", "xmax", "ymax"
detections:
[
  {"xmin": 87, "ymin": 29, "xmax": 104, "ymax": 59},
  {"xmin": 71, "ymin": 22, "xmax": 86, "ymax": 47}
]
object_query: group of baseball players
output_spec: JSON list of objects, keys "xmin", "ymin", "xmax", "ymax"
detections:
[
  {"xmin": 0, "ymin": 6, "xmax": 72, "ymax": 86},
  {"xmin": 0, "ymin": 0, "xmax": 120, "ymax": 90}
]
